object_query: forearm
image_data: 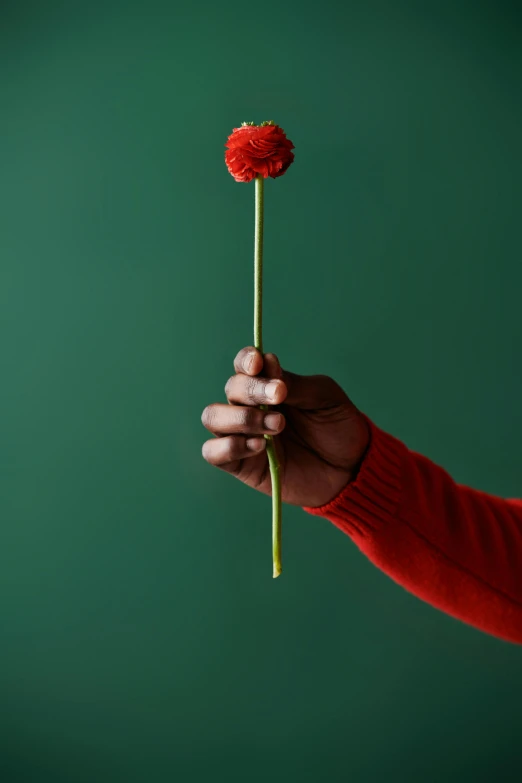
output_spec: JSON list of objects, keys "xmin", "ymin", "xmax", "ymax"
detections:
[{"xmin": 303, "ymin": 416, "xmax": 522, "ymax": 644}]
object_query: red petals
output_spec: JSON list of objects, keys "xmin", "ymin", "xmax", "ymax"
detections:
[{"xmin": 224, "ymin": 123, "xmax": 295, "ymax": 183}]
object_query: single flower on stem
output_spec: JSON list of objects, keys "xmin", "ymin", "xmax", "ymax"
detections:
[{"xmin": 224, "ymin": 120, "xmax": 295, "ymax": 577}]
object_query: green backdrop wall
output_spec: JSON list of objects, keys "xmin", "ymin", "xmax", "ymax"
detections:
[{"xmin": 2, "ymin": 1, "xmax": 522, "ymax": 781}]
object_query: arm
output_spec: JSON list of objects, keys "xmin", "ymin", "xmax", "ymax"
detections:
[
  {"xmin": 303, "ymin": 415, "xmax": 522, "ymax": 644},
  {"xmin": 202, "ymin": 346, "xmax": 522, "ymax": 644}
]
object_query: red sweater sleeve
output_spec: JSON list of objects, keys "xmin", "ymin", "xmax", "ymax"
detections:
[{"xmin": 302, "ymin": 415, "xmax": 522, "ymax": 644}]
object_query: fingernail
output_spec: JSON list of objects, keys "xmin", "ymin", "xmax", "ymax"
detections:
[
  {"xmin": 264, "ymin": 413, "xmax": 281, "ymax": 432},
  {"xmin": 246, "ymin": 437, "xmax": 266, "ymax": 451},
  {"xmin": 265, "ymin": 381, "xmax": 279, "ymax": 401},
  {"xmin": 245, "ymin": 352, "xmax": 256, "ymax": 371}
]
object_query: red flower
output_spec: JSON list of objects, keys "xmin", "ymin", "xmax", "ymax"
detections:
[{"xmin": 225, "ymin": 122, "xmax": 295, "ymax": 183}]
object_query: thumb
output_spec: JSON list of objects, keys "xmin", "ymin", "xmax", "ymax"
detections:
[{"xmin": 265, "ymin": 354, "xmax": 350, "ymax": 411}]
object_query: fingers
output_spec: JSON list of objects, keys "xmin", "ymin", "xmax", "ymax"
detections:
[
  {"xmin": 225, "ymin": 373, "xmax": 287, "ymax": 406},
  {"xmin": 225, "ymin": 365, "xmax": 347, "ymax": 410},
  {"xmin": 231, "ymin": 346, "xmax": 348, "ymax": 410},
  {"xmin": 233, "ymin": 346, "xmax": 264, "ymax": 376},
  {"xmin": 201, "ymin": 403, "xmax": 285, "ymax": 436},
  {"xmin": 233, "ymin": 346, "xmax": 283, "ymax": 380},
  {"xmin": 202, "ymin": 434, "xmax": 266, "ymax": 470},
  {"xmin": 227, "ymin": 348, "xmax": 287, "ymax": 406}
]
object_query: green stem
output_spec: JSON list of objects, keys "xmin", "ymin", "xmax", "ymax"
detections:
[{"xmin": 254, "ymin": 174, "xmax": 282, "ymax": 578}]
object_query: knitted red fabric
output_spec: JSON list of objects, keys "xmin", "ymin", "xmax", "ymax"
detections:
[{"xmin": 302, "ymin": 416, "xmax": 522, "ymax": 644}]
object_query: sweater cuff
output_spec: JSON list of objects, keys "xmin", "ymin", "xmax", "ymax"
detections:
[{"xmin": 302, "ymin": 415, "xmax": 406, "ymax": 538}]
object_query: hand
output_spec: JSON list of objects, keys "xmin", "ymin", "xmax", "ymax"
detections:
[{"xmin": 201, "ymin": 346, "xmax": 370, "ymax": 508}]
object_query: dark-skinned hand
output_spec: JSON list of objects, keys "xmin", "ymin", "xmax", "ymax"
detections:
[{"xmin": 201, "ymin": 346, "xmax": 370, "ymax": 508}]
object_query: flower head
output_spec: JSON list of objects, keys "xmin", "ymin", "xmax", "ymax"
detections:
[{"xmin": 225, "ymin": 121, "xmax": 295, "ymax": 183}]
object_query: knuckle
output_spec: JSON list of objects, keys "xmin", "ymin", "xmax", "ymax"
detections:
[
  {"xmin": 226, "ymin": 436, "xmax": 243, "ymax": 461},
  {"xmin": 246, "ymin": 375, "xmax": 259, "ymax": 402},
  {"xmin": 240, "ymin": 406, "xmax": 259, "ymax": 430}
]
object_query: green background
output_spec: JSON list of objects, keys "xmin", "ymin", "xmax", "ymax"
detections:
[{"xmin": 2, "ymin": 1, "xmax": 522, "ymax": 781}]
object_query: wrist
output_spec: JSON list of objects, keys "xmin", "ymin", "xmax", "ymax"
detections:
[
  {"xmin": 348, "ymin": 411, "xmax": 372, "ymax": 482},
  {"xmin": 302, "ymin": 414, "xmax": 405, "ymax": 523}
]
